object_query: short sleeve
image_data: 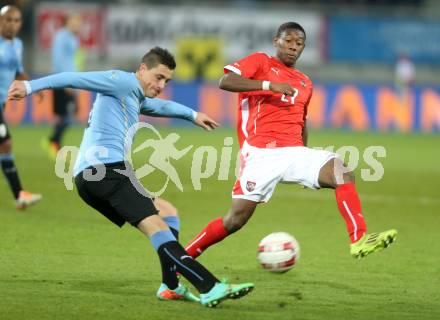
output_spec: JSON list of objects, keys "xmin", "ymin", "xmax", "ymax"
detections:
[{"xmin": 224, "ymin": 52, "xmax": 268, "ymax": 79}]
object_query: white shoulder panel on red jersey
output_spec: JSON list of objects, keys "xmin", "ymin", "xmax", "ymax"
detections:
[{"xmin": 224, "ymin": 64, "xmax": 241, "ymax": 75}]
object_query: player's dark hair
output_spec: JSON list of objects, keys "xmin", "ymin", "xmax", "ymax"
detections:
[
  {"xmin": 141, "ymin": 47, "xmax": 176, "ymax": 70},
  {"xmin": 276, "ymin": 22, "xmax": 306, "ymax": 39}
]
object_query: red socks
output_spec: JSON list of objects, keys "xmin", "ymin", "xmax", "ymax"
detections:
[
  {"xmin": 185, "ymin": 218, "xmax": 229, "ymax": 258},
  {"xmin": 335, "ymin": 183, "xmax": 367, "ymax": 243},
  {"xmin": 184, "ymin": 184, "xmax": 366, "ymax": 256}
]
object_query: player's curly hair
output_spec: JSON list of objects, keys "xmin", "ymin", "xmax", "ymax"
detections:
[
  {"xmin": 141, "ymin": 47, "xmax": 176, "ymax": 70},
  {"xmin": 276, "ymin": 22, "xmax": 306, "ymax": 39}
]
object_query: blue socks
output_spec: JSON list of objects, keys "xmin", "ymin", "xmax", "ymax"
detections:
[
  {"xmin": 149, "ymin": 216, "xmax": 217, "ymax": 293},
  {"xmin": 150, "ymin": 230, "xmax": 176, "ymax": 251},
  {"xmin": 163, "ymin": 215, "xmax": 180, "ymax": 239}
]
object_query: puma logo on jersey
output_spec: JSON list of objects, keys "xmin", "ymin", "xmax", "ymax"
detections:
[
  {"xmin": 300, "ymin": 80, "xmax": 307, "ymax": 88},
  {"xmin": 271, "ymin": 67, "xmax": 280, "ymax": 76}
]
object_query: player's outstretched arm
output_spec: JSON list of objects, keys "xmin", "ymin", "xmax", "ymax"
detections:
[
  {"xmin": 9, "ymin": 71, "xmax": 131, "ymax": 100},
  {"xmin": 219, "ymin": 72, "xmax": 296, "ymax": 96},
  {"xmin": 141, "ymin": 98, "xmax": 219, "ymax": 131}
]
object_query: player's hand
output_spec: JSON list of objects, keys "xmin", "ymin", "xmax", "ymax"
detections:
[
  {"xmin": 269, "ymin": 82, "xmax": 296, "ymax": 96},
  {"xmin": 7, "ymin": 80, "xmax": 27, "ymax": 100},
  {"xmin": 194, "ymin": 112, "xmax": 220, "ymax": 131}
]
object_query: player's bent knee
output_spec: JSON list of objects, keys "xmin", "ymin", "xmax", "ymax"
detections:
[
  {"xmin": 136, "ymin": 214, "xmax": 169, "ymax": 237},
  {"xmin": 318, "ymin": 159, "xmax": 338, "ymax": 188},
  {"xmin": 326, "ymin": 158, "xmax": 355, "ymax": 187}
]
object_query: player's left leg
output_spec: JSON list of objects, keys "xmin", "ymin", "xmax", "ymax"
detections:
[
  {"xmin": 154, "ymin": 198, "xmax": 199, "ymax": 302},
  {"xmin": 49, "ymin": 115, "xmax": 69, "ymax": 152},
  {"xmin": 0, "ymin": 111, "xmax": 41, "ymax": 209},
  {"xmin": 318, "ymin": 157, "xmax": 397, "ymax": 258},
  {"xmin": 318, "ymin": 158, "xmax": 367, "ymax": 242},
  {"xmin": 185, "ymin": 199, "xmax": 258, "ymax": 259},
  {"xmin": 48, "ymin": 89, "xmax": 74, "ymax": 155}
]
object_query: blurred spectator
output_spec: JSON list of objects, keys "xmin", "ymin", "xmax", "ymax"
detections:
[
  {"xmin": 47, "ymin": 13, "xmax": 81, "ymax": 156},
  {"xmin": 394, "ymin": 53, "xmax": 415, "ymax": 96}
]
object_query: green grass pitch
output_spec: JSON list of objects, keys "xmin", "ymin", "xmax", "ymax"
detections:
[{"xmin": 0, "ymin": 126, "xmax": 439, "ymax": 320}]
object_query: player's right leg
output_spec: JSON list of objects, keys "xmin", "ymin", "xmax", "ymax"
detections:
[
  {"xmin": 48, "ymin": 89, "xmax": 73, "ymax": 154},
  {"xmin": 318, "ymin": 157, "xmax": 397, "ymax": 258},
  {"xmin": 74, "ymin": 163, "xmax": 253, "ymax": 307},
  {"xmin": 153, "ymin": 198, "xmax": 199, "ymax": 302},
  {"xmin": 137, "ymin": 216, "xmax": 254, "ymax": 307},
  {"xmin": 154, "ymin": 198, "xmax": 256, "ymax": 303}
]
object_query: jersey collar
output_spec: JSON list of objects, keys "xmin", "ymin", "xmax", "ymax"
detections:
[{"xmin": 131, "ymin": 72, "xmax": 146, "ymax": 102}]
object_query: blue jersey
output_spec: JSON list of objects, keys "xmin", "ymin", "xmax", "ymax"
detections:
[
  {"xmin": 27, "ymin": 70, "xmax": 195, "ymax": 176},
  {"xmin": 0, "ymin": 36, "xmax": 24, "ymax": 106},
  {"xmin": 52, "ymin": 28, "xmax": 79, "ymax": 73}
]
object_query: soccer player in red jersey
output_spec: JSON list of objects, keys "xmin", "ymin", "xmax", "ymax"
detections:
[{"xmin": 185, "ymin": 22, "xmax": 397, "ymax": 260}]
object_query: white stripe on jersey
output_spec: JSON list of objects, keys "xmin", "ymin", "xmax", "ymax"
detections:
[
  {"xmin": 241, "ymin": 98, "xmax": 249, "ymax": 138},
  {"xmin": 254, "ymin": 99, "xmax": 261, "ymax": 135}
]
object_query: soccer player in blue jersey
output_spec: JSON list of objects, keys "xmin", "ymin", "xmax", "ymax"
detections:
[
  {"xmin": 0, "ymin": 5, "xmax": 42, "ymax": 209},
  {"xmin": 48, "ymin": 13, "xmax": 82, "ymax": 156},
  {"xmin": 8, "ymin": 47, "xmax": 254, "ymax": 307}
]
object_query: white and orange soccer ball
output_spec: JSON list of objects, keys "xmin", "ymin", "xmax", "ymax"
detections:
[{"xmin": 257, "ymin": 232, "xmax": 300, "ymax": 273}]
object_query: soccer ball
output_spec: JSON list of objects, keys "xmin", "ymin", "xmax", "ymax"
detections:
[{"xmin": 257, "ymin": 232, "xmax": 300, "ymax": 273}]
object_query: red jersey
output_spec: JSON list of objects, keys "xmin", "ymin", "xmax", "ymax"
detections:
[{"xmin": 224, "ymin": 52, "xmax": 313, "ymax": 148}]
